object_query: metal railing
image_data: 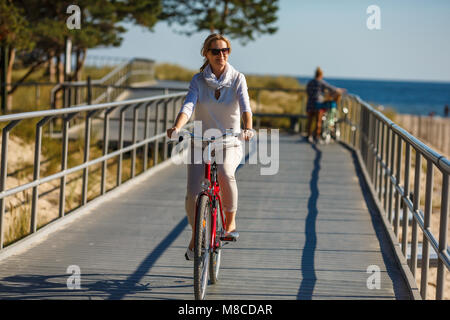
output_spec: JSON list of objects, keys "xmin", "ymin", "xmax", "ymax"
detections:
[
  {"xmin": 338, "ymin": 93, "xmax": 449, "ymax": 300},
  {"xmin": 84, "ymin": 55, "xmax": 130, "ymax": 68},
  {"xmin": 0, "ymin": 82, "xmax": 59, "ymax": 113},
  {"xmin": 51, "ymin": 57, "xmax": 155, "ymax": 109},
  {"xmin": 396, "ymin": 114, "xmax": 450, "ymax": 157},
  {"xmin": 2, "ymin": 77, "xmax": 447, "ymax": 299},
  {"xmin": 0, "ymin": 91, "xmax": 187, "ymax": 249}
]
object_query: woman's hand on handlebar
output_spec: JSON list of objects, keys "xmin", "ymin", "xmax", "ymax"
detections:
[
  {"xmin": 166, "ymin": 127, "xmax": 180, "ymax": 140},
  {"xmin": 167, "ymin": 127, "xmax": 255, "ymax": 141},
  {"xmin": 240, "ymin": 128, "xmax": 255, "ymax": 141}
]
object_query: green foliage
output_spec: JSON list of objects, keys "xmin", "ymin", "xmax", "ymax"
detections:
[
  {"xmin": 0, "ymin": 0, "xmax": 32, "ymax": 50},
  {"xmin": 8, "ymin": 64, "xmax": 114, "ymax": 112},
  {"xmin": 246, "ymin": 74, "xmax": 304, "ymax": 90},
  {"xmin": 81, "ymin": 65, "xmax": 115, "ymax": 80},
  {"xmin": 2, "ymin": 0, "xmax": 162, "ymax": 96},
  {"xmin": 160, "ymin": 0, "xmax": 279, "ymax": 44},
  {"xmin": 245, "ymin": 75, "xmax": 305, "ymax": 110},
  {"xmin": 116, "ymin": 0, "xmax": 162, "ymax": 30}
]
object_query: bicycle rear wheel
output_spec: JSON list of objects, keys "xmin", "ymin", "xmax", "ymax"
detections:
[
  {"xmin": 209, "ymin": 205, "xmax": 223, "ymax": 284},
  {"xmin": 194, "ymin": 194, "xmax": 211, "ymax": 300}
]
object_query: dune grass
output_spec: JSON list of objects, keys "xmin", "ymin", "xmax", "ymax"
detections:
[{"xmin": 7, "ymin": 64, "xmax": 117, "ymax": 113}]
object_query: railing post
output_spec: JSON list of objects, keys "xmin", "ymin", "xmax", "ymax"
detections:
[
  {"xmin": 354, "ymin": 99, "xmax": 360, "ymax": 149},
  {"xmin": 384, "ymin": 128, "xmax": 391, "ymax": 213},
  {"xmin": 31, "ymin": 116, "xmax": 53, "ymax": 234},
  {"xmin": 436, "ymin": 172, "xmax": 448, "ymax": 300},
  {"xmin": 163, "ymin": 99, "xmax": 170, "ymax": 161},
  {"xmin": 169, "ymin": 97, "xmax": 179, "ymax": 158},
  {"xmin": 401, "ymin": 143, "xmax": 410, "ymax": 255},
  {"xmin": 378, "ymin": 122, "xmax": 385, "ymax": 202},
  {"xmin": 143, "ymin": 102, "xmax": 152, "ymax": 171},
  {"xmin": 131, "ymin": 103, "xmax": 141, "ymax": 178},
  {"xmin": 107, "ymin": 85, "xmax": 112, "ymax": 103},
  {"xmin": 410, "ymin": 150, "xmax": 421, "ymax": 276},
  {"xmin": 82, "ymin": 110, "xmax": 100, "ymax": 205},
  {"xmin": 359, "ymin": 107, "xmax": 366, "ymax": 163},
  {"xmin": 173, "ymin": 97, "xmax": 178, "ymax": 124},
  {"xmin": 87, "ymin": 76, "xmax": 92, "ymax": 105},
  {"xmin": 0, "ymin": 120, "xmax": 20, "ymax": 249},
  {"xmin": 117, "ymin": 105, "xmax": 130, "ymax": 186},
  {"xmin": 153, "ymin": 100, "xmax": 161, "ymax": 166},
  {"xmin": 101, "ymin": 108, "xmax": 115, "ymax": 195},
  {"xmin": 420, "ymin": 159, "xmax": 434, "ymax": 299},
  {"xmin": 59, "ymin": 113, "xmax": 77, "ymax": 217},
  {"xmin": 373, "ymin": 118, "xmax": 380, "ymax": 191},
  {"xmin": 370, "ymin": 112, "xmax": 375, "ymax": 174},
  {"xmin": 352, "ymin": 101, "xmax": 356, "ymax": 148},
  {"xmin": 388, "ymin": 131, "xmax": 396, "ymax": 223},
  {"xmin": 394, "ymin": 136, "xmax": 402, "ymax": 237}
]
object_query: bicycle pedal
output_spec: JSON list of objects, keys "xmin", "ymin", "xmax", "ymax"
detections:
[{"xmin": 220, "ymin": 236, "xmax": 237, "ymax": 242}]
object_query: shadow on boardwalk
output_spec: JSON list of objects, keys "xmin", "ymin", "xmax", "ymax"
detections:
[
  {"xmin": 297, "ymin": 142, "xmax": 321, "ymax": 299},
  {"xmin": 0, "ymin": 217, "xmax": 189, "ymax": 300},
  {"xmin": 296, "ymin": 138, "xmax": 410, "ymax": 299}
]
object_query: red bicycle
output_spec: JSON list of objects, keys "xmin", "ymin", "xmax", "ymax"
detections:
[{"xmin": 171, "ymin": 129, "xmax": 242, "ymax": 300}]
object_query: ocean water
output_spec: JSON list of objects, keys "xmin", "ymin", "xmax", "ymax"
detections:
[{"xmin": 297, "ymin": 77, "xmax": 450, "ymax": 116}]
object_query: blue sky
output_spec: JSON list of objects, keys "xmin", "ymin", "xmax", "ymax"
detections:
[{"xmin": 89, "ymin": 0, "xmax": 450, "ymax": 82}]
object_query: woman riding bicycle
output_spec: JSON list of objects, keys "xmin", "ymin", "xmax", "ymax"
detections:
[{"xmin": 166, "ymin": 33, "xmax": 253, "ymax": 261}]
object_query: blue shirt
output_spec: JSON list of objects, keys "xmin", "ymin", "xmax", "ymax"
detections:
[{"xmin": 306, "ymin": 78, "xmax": 338, "ymax": 111}]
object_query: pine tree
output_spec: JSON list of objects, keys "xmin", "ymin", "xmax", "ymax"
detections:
[
  {"xmin": 0, "ymin": 0, "xmax": 33, "ymax": 111},
  {"xmin": 159, "ymin": 0, "xmax": 279, "ymax": 44},
  {"xmin": 0, "ymin": 0, "xmax": 163, "ymax": 111}
]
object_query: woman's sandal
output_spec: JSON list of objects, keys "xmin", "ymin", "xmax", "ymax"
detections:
[
  {"xmin": 220, "ymin": 230, "xmax": 239, "ymax": 242},
  {"xmin": 185, "ymin": 246, "xmax": 194, "ymax": 261}
]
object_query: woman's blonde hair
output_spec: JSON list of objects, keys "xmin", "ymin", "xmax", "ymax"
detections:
[
  {"xmin": 200, "ymin": 33, "xmax": 232, "ymax": 72},
  {"xmin": 315, "ymin": 67, "xmax": 323, "ymax": 79}
]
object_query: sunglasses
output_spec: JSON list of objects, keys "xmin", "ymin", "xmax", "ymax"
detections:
[{"xmin": 208, "ymin": 48, "xmax": 230, "ymax": 56}]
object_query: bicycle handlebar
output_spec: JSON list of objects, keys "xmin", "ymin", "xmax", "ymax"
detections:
[{"xmin": 169, "ymin": 128, "xmax": 246, "ymax": 144}]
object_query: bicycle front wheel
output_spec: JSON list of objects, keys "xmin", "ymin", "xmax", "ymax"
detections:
[
  {"xmin": 194, "ymin": 194, "xmax": 211, "ymax": 300},
  {"xmin": 209, "ymin": 205, "xmax": 223, "ymax": 284}
]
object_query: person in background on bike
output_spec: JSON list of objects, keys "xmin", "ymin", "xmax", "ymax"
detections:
[
  {"xmin": 166, "ymin": 33, "xmax": 254, "ymax": 260},
  {"xmin": 306, "ymin": 67, "xmax": 346, "ymax": 143}
]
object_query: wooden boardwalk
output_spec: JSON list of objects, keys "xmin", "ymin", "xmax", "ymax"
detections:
[{"xmin": 0, "ymin": 133, "xmax": 412, "ymax": 300}]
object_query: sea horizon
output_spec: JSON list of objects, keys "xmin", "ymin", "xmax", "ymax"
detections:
[
  {"xmin": 296, "ymin": 76, "xmax": 450, "ymax": 116},
  {"xmin": 296, "ymin": 76, "xmax": 450, "ymax": 85}
]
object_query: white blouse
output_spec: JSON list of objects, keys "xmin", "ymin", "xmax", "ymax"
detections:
[{"xmin": 179, "ymin": 63, "xmax": 252, "ymax": 136}]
